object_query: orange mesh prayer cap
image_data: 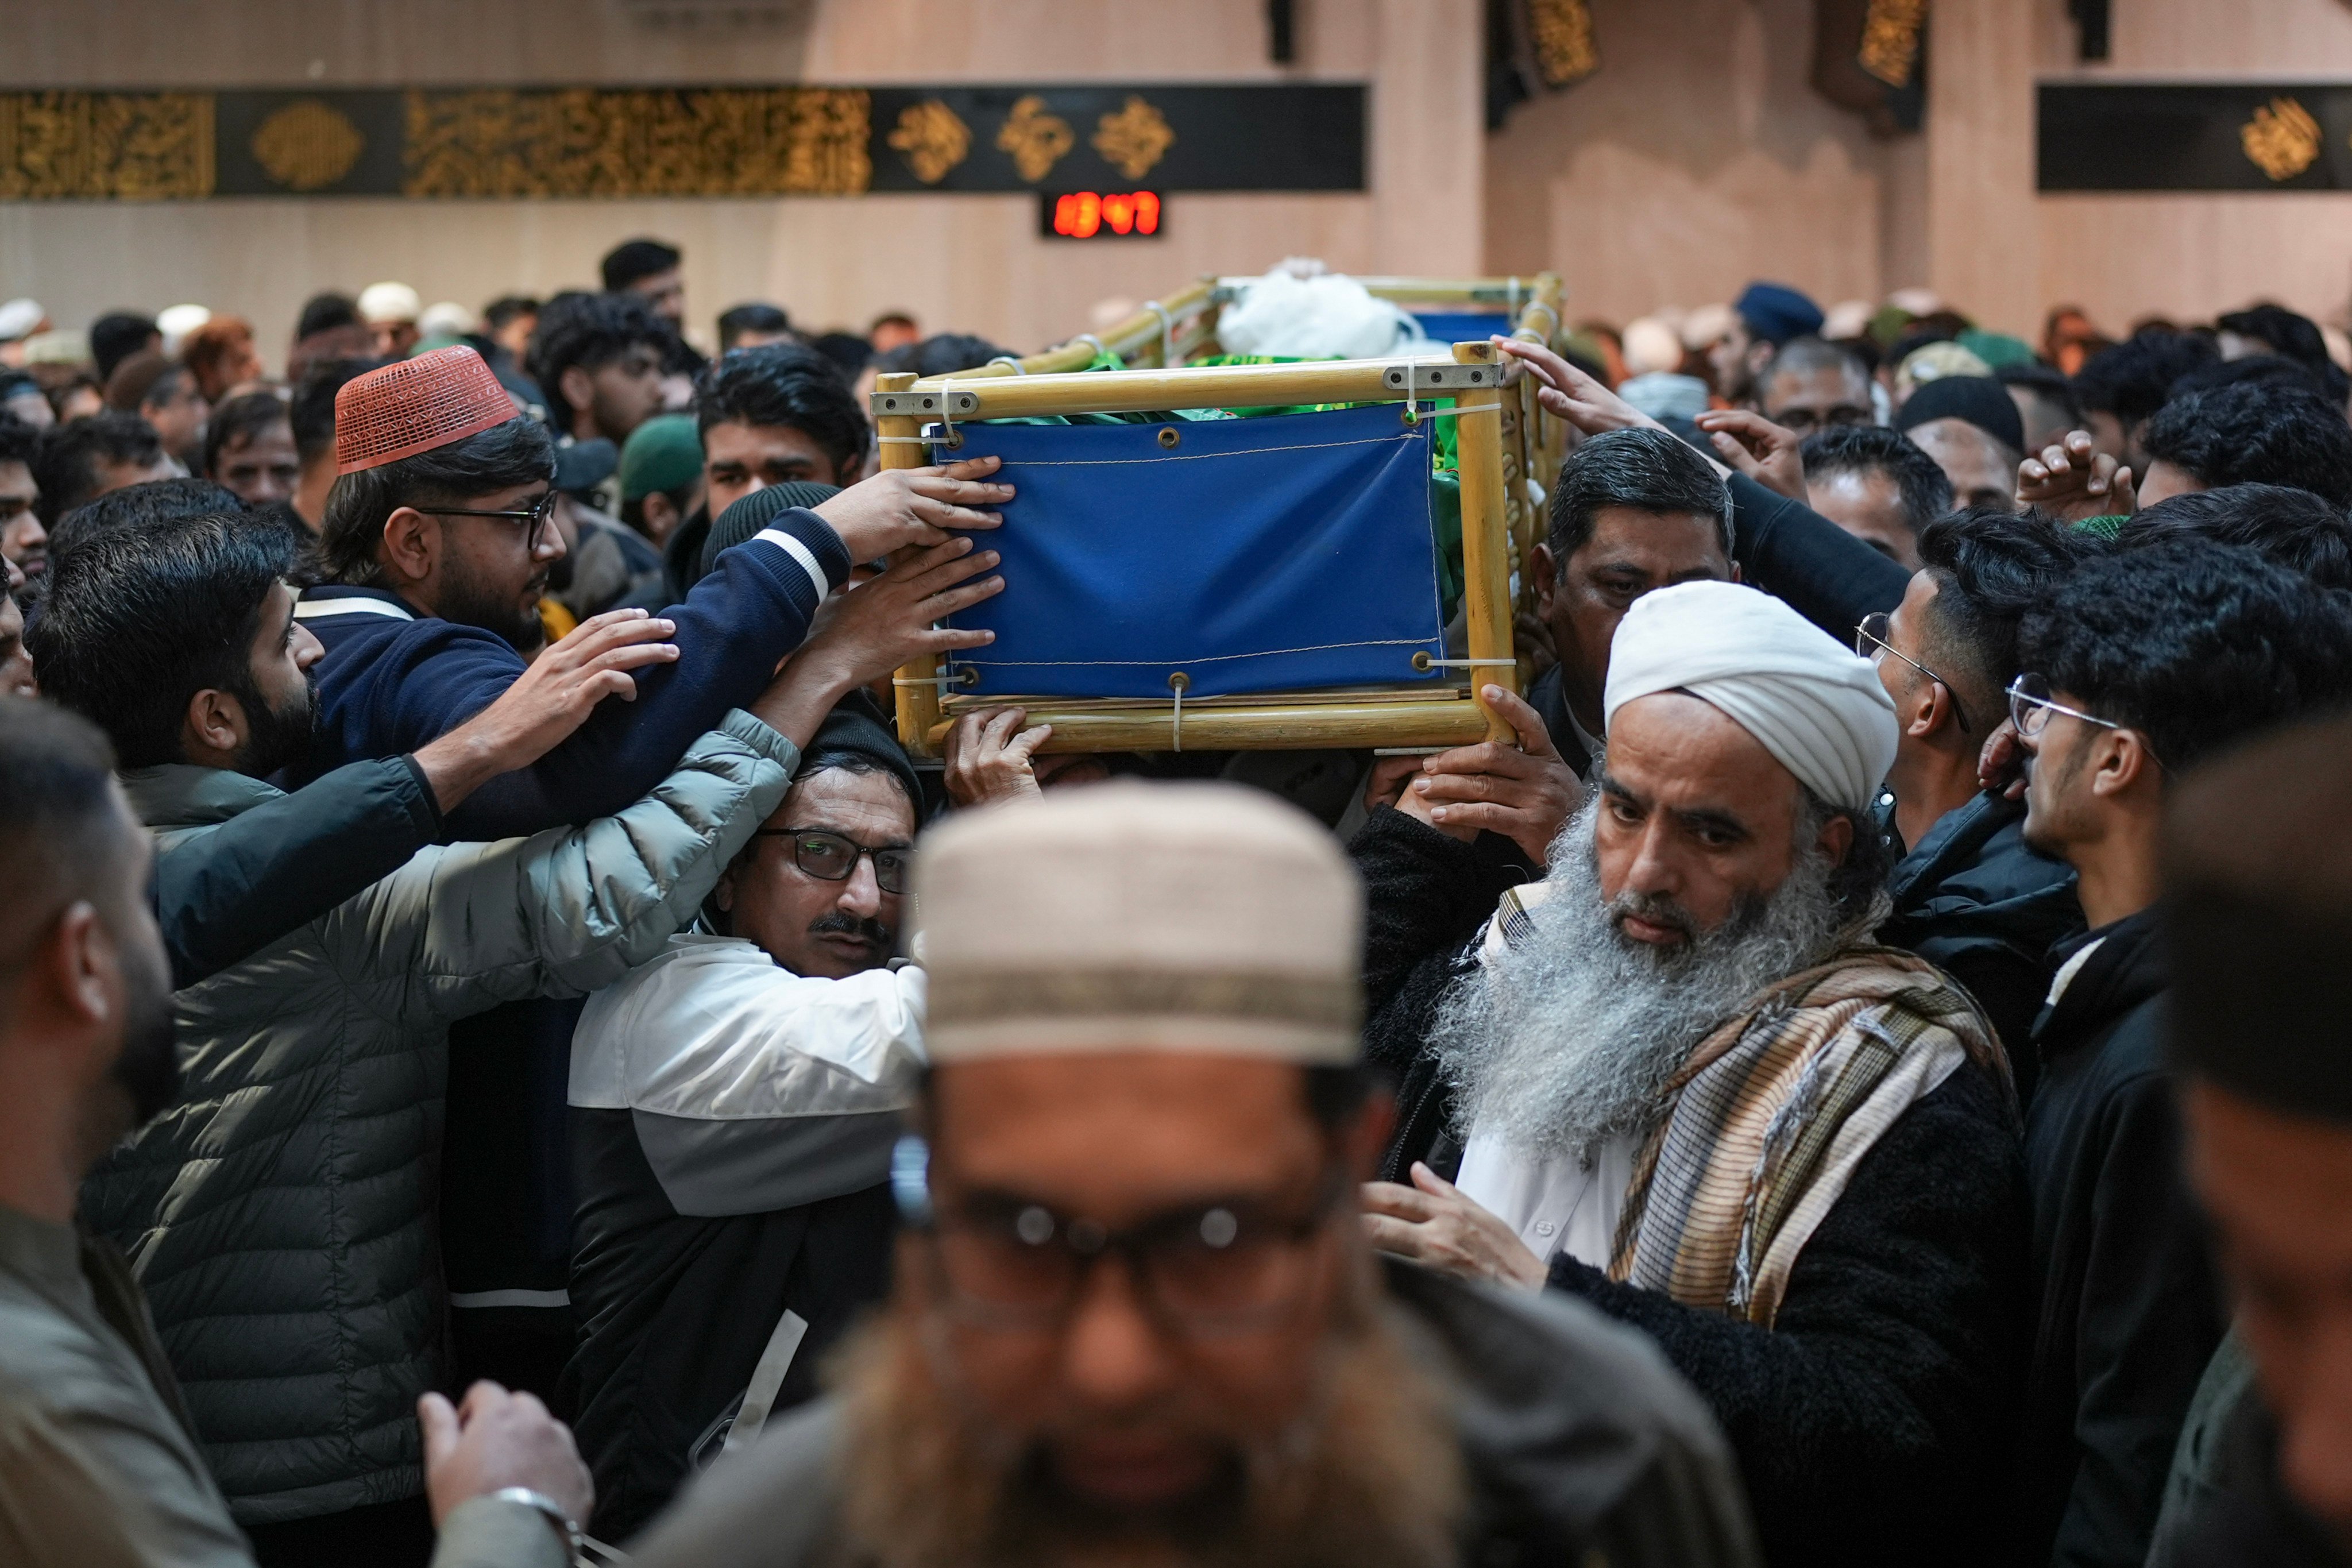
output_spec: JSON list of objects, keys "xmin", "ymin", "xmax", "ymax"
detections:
[{"xmin": 334, "ymin": 346, "xmax": 520, "ymax": 474}]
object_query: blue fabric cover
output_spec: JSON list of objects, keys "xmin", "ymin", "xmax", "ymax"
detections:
[
  {"xmin": 1411, "ymin": 311, "xmax": 1515, "ymax": 347},
  {"xmin": 938, "ymin": 404, "xmax": 1445, "ymax": 700}
]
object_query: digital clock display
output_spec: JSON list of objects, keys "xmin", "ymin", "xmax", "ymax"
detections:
[{"xmin": 1040, "ymin": 190, "xmax": 1164, "ymax": 239}]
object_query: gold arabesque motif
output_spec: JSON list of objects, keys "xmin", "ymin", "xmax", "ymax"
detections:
[
  {"xmin": 887, "ymin": 99, "xmax": 971, "ymax": 184},
  {"xmin": 251, "ymin": 99, "xmax": 366, "ymax": 191},
  {"xmin": 1859, "ymin": 0, "xmax": 1928, "ymax": 89},
  {"xmin": 2242, "ymin": 96, "xmax": 2322, "ymax": 181},
  {"xmin": 1092, "ymin": 95, "xmax": 1175, "ymax": 180},
  {"xmin": 995, "ymin": 94, "xmax": 1074, "ymax": 183},
  {"xmin": 401, "ymin": 87, "xmax": 871, "ymax": 198},
  {"xmin": 0, "ymin": 91, "xmax": 214, "ymax": 199},
  {"xmin": 1525, "ymin": 0, "xmax": 1598, "ymax": 88}
]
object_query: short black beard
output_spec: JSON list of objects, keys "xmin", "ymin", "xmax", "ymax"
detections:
[
  {"xmin": 235, "ymin": 670, "xmax": 320, "ymax": 781},
  {"xmin": 110, "ymin": 916, "xmax": 180, "ymax": 1127},
  {"xmin": 435, "ymin": 557, "xmax": 546, "ymax": 652}
]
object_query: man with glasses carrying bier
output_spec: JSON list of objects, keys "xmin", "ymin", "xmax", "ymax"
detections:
[
  {"xmin": 559, "ymin": 698, "xmax": 940, "ymax": 1541},
  {"xmin": 619, "ymin": 780, "xmax": 1761, "ymax": 1568},
  {"xmin": 1994, "ymin": 539, "xmax": 2352, "ymax": 1568}
]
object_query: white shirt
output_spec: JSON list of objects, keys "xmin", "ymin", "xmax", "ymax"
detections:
[{"xmin": 1455, "ymin": 1129, "xmax": 1639, "ymax": 1270}]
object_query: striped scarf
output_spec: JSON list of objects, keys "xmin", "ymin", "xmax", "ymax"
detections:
[{"xmin": 1604, "ymin": 941, "xmax": 2013, "ymax": 1326}]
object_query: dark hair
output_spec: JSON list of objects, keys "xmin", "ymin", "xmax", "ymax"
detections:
[
  {"xmin": 287, "ymin": 357, "xmax": 389, "ymax": 465},
  {"xmin": 2017, "ymin": 539, "xmax": 2352, "ymax": 772},
  {"xmin": 694, "ymin": 342, "xmax": 867, "ymax": 477},
  {"xmin": 88, "ymin": 312, "xmax": 158, "ymax": 384},
  {"xmin": 50, "ymin": 477, "xmax": 246, "ymax": 560},
  {"xmin": 0, "ymin": 411, "xmax": 38, "ymax": 470},
  {"xmin": 602, "ymin": 238, "xmax": 682, "ymax": 293},
  {"xmin": 317, "ymin": 418, "xmax": 555, "ymax": 586},
  {"xmin": 1547, "ymin": 426, "xmax": 1733, "ymax": 560},
  {"xmin": 717, "ymin": 302, "xmax": 793, "ymax": 351},
  {"xmin": 2215, "ymin": 303, "xmax": 2350, "ymax": 402},
  {"xmin": 202, "ymin": 391, "xmax": 292, "ymax": 482},
  {"xmin": 0, "ymin": 698, "xmax": 130, "ymax": 961},
  {"xmin": 1914, "ymin": 505, "xmax": 2099, "ymax": 738},
  {"xmin": 29, "ymin": 508, "xmax": 297, "ymax": 768},
  {"xmin": 483, "ymin": 295, "xmax": 539, "ymax": 333},
  {"xmin": 1801, "ymin": 783, "xmax": 1899, "ymax": 920},
  {"xmin": 1995, "ymin": 361, "xmax": 2082, "ymax": 430},
  {"xmin": 527, "ymin": 291, "xmax": 673, "ymax": 434},
  {"xmin": 2123, "ymin": 484, "xmax": 2352, "ymax": 590},
  {"xmin": 1759, "ymin": 336, "xmax": 1869, "ymax": 396},
  {"xmin": 2072, "ymin": 331, "xmax": 2219, "ymax": 431},
  {"xmin": 2168, "ymin": 353, "xmax": 2327, "ymax": 404},
  {"xmin": 1800, "ymin": 424, "xmax": 1955, "ymax": 537},
  {"xmin": 874, "ymin": 333, "xmax": 1014, "ymax": 380},
  {"xmin": 2138, "ymin": 382, "xmax": 2352, "ymax": 508},
  {"xmin": 294, "ymin": 292, "xmax": 360, "ymax": 341},
  {"xmin": 809, "ymin": 331, "xmax": 874, "ymax": 380},
  {"xmin": 34, "ymin": 413, "xmax": 163, "ymax": 525}
]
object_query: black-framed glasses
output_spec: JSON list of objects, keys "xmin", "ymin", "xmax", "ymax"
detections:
[
  {"xmin": 1771, "ymin": 404, "xmax": 1872, "ymax": 436},
  {"xmin": 895, "ymin": 1137, "xmax": 1347, "ymax": 1337},
  {"xmin": 1856, "ymin": 611, "xmax": 1973, "ymax": 733},
  {"xmin": 754, "ymin": 827, "xmax": 912, "ymax": 894},
  {"xmin": 431, "ymin": 488, "xmax": 558, "ymax": 550}
]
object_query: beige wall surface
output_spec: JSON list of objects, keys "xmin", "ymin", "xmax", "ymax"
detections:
[
  {"xmin": 2034, "ymin": 0, "xmax": 2352, "ymax": 336},
  {"xmin": 0, "ymin": 0, "xmax": 1483, "ymax": 370},
  {"xmin": 1482, "ymin": 0, "xmax": 1916, "ymax": 330}
]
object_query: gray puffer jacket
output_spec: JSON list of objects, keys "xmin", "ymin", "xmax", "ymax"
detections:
[{"xmin": 82, "ymin": 711, "xmax": 796, "ymax": 1527}]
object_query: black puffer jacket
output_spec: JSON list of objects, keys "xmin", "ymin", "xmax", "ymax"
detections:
[{"xmin": 1879, "ymin": 790, "xmax": 2084, "ymax": 1094}]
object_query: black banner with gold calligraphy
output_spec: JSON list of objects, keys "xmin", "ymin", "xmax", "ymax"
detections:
[
  {"xmin": 2040, "ymin": 83, "xmax": 2352, "ymax": 191},
  {"xmin": 0, "ymin": 83, "xmax": 1362, "ymax": 200}
]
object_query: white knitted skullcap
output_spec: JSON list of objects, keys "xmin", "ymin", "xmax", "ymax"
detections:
[{"xmin": 915, "ymin": 781, "xmax": 1361, "ymax": 1063}]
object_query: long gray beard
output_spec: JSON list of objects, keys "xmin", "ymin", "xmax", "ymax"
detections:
[{"xmin": 1430, "ymin": 800, "xmax": 1847, "ymax": 1163}]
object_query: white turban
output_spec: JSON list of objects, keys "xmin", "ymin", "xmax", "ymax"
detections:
[{"xmin": 1604, "ymin": 581, "xmax": 1898, "ymax": 813}]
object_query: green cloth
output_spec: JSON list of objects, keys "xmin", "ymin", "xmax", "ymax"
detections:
[
  {"xmin": 1957, "ymin": 329, "xmax": 2036, "ymax": 371},
  {"xmin": 2072, "ymin": 513, "xmax": 2131, "ymax": 540},
  {"xmin": 620, "ymin": 414, "xmax": 704, "ymax": 502}
]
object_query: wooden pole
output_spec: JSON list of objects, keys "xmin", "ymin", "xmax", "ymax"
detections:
[
  {"xmin": 893, "ymin": 354, "xmax": 1489, "ymax": 422},
  {"xmin": 1450, "ymin": 339, "xmax": 1519, "ymax": 744},
  {"xmin": 947, "ymin": 277, "xmax": 1217, "ymax": 379},
  {"xmin": 875, "ymin": 370, "xmax": 945, "ymax": 758},
  {"xmin": 925, "ymin": 695, "xmax": 1493, "ymax": 755}
]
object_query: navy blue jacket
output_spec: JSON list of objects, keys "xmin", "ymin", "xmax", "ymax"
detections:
[{"xmin": 291, "ymin": 505, "xmax": 848, "ymax": 839}]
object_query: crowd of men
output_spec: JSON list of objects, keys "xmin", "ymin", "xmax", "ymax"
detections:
[{"xmin": 1, "ymin": 241, "xmax": 2351, "ymax": 1568}]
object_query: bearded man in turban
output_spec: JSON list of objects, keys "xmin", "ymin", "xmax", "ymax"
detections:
[{"xmin": 1366, "ymin": 580, "xmax": 2031, "ymax": 1568}]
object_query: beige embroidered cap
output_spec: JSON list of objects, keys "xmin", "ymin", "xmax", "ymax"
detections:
[{"xmin": 916, "ymin": 781, "xmax": 1361, "ymax": 1063}]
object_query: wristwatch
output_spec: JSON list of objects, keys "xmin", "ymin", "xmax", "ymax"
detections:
[{"xmin": 491, "ymin": 1486, "xmax": 582, "ymax": 1560}]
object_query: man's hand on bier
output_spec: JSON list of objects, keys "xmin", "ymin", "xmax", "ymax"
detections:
[
  {"xmin": 943, "ymin": 706, "xmax": 1053, "ymax": 807},
  {"xmin": 1393, "ymin": 685, "xmax": 1581, "ymax": 864},
  {"xmin": 1493, "ymin": 338, "xmax": 1658, "ymax": 439},
  {"xmin": 814, "ymin": 455, "xmax": 1013, "ymax": 562}
]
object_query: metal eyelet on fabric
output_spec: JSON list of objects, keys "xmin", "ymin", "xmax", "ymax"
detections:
[{"xmin": 1157, "ymin": 426, "xmax": 1180, "ymax": 449}]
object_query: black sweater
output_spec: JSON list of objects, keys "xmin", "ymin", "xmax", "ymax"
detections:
[{"xmin": 1550, "ymin": 1062, "xmax": 2030, "ymax": 1568}]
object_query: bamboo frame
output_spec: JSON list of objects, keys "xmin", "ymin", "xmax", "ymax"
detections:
[
  {"xmin": 947, "ymin": 279, "xmax": 1219, "ymax": 379},
  {"xmin": 876, "ymin": 347, "xmax": 1519, "ymax": 758}
]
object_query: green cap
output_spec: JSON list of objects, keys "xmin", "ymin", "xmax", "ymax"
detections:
[{"xmin": 619, "ymin": 413, "xmax": 704, "ymax": 503}]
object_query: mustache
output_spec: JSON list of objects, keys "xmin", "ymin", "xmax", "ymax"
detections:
[
  {"xmin": 809, "ymin": 912, "xmax": 891, "ymax": 947},
  {"xmin": 1607, "ymin": 889, "xmax": 1698, "ymax": 944}
]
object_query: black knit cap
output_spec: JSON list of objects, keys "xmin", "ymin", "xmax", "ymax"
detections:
[
  {"xmin": 700, "ymin": 481, "xmax": 843, "ymax": 578},
  {"xmin": 2161, "ymin": 709, "xmax": 2352, "ymax": 1123},
  {"xmin": 1895, "ymin": 373, "xmax": 2026, "ymax": 455},
  {"xmin": 799, "ymin": 690, "xmax": 923, "ymax": 821}
]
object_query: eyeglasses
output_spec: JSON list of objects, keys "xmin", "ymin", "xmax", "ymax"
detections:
[
  {"xmin": 754, "ymin": 827, "xmax": 912, "ymax": 894},
  {"xmin": 896, "ymin": 1138, "xmax": 1346, "ymax": 1337},
  {"xmin": 1770, "ymin": 405, "xmax": 1872, "ymax": 436},
  {"xmin": 1855, "ymin": 612, "xmax": 1973, "ymax": 733},
  {"xmin": 431, "ymin": 488, "xmax": 558, "ymax": 550}
]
